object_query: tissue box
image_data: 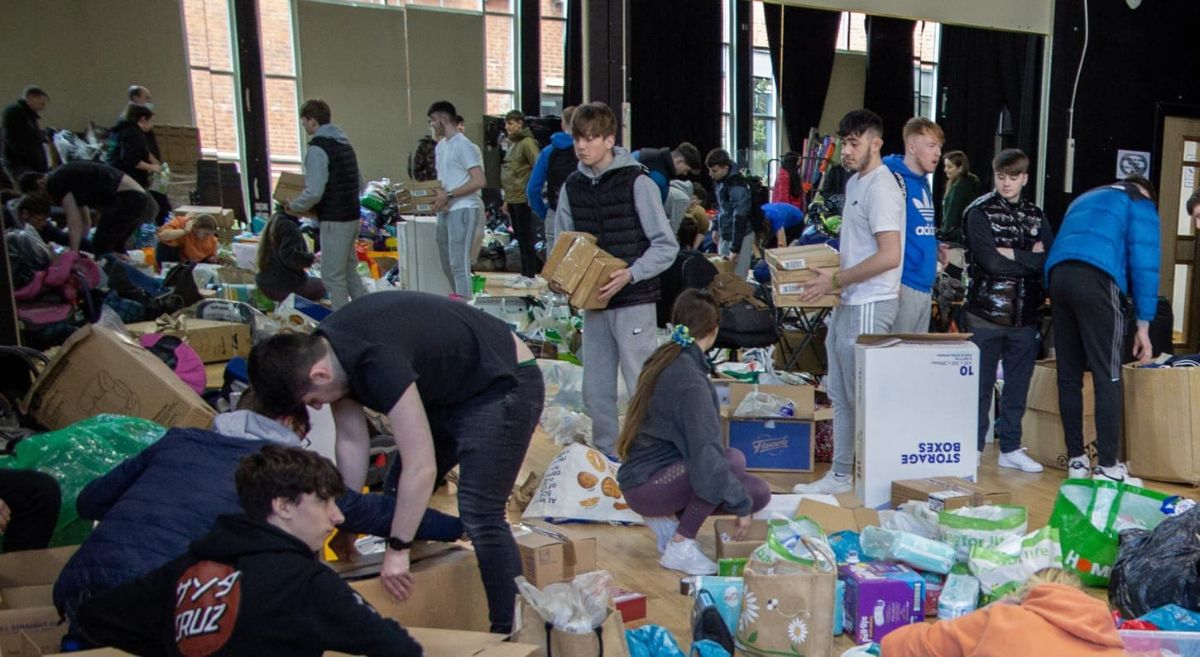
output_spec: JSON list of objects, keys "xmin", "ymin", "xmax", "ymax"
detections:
[{"xmin": 839, "ymin": 561, "xmax": 925, "ymax": 643}]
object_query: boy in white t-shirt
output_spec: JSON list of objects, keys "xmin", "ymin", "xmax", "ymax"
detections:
[
  {"xmin": 794, "ymin": 109, "xmax": 905, "ymax": 494},
  {"xmin": 428, "ymin": 101, "xmax": 487, "ymax": 298}
]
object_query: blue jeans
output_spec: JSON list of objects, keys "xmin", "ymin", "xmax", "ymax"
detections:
[
  {"xmin": 422, "ymin": 365, "xmax": 543, "ymax": 633},
  {"xmin": 970, "ymin": 319, "xmax": 1041, "ymax": 453}
]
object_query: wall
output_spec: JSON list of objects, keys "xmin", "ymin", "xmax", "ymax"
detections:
[
  {"xmin": 776, "ymin": 0, "xmax": 1052, "ymax": 34},
  {"xmin": 296, "ymin": 1, "xmax": 485, "ymax": 182},
  {"xmin": 0, "ymin": 0, "xmax": 193, "ymax": 132},
  {"xmin": 817, "ymin": 52, "xmax": 866, "ymax": 136}
]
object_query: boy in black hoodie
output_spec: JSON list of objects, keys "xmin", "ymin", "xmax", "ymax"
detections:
[{"xmin": 76, "ymin": 445, "xmax": 423, "ymax": 657}]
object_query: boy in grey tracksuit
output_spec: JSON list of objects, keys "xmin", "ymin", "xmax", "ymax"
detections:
[{"xmin": 553, "ymin": 102, "xmax": 679, "ymax": 456}]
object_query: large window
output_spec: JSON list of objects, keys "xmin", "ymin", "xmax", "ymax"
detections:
[
  {"xmin": 836, "ymin": 12, "xmax": 868, "ymax": 53},
  {"xmin": 258, "ymin": 0, "xmax": 301, "ymax": 185},
  {"xmin": 720, "ymin": 0, "xmax": 732, "ymax": 153},
  {"xmin": 181, "ymin": 0, "xmax": 240, "ymax": 160},
  {"xmin": 485, "ymin": 0, "xmax": 516, "ymax": 115},
  {"xmin": 912, "ymin": 20, "xmax": 941, "ymax": 120},
  {"xmin": 540, "ymin": 0, "xmax": 567, "ymax": 115}
]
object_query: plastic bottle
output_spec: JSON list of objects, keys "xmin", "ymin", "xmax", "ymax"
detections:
[
  {"xmin": 861, "ymin": 526, "xmax": 956, "ymax": 574},
  {"xmin": 938, "ymin": 571, "xmax": 980, "ymax": 620}
]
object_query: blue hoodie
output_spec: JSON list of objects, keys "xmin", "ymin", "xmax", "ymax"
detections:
[
  {"xmin": 526, "ymin": 131, "xmax": 575, "ymax": 219},
  {"xmin": 1046, "ymin": 183, "xmax": 1161, "ymax": 322},
  {"xmin": 883, "ymin": 154, "xmax": 937, "ymax": 293}
]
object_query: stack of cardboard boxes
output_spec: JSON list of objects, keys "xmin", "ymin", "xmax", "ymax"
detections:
[
  {"xmin": 541, "ymin": 232, "xmax": 627, "ymax": 310},
  {"xmin": 272, "ymin": 172, "xmax": 313, "ymax": 217},
  {"xmin": 154, "ymin": 125, "xmax": 202, "ymax": 174},
  {"xmin": 174, "ymin": 204, "xmax": 239, "ymax": 245},
  {"xmin": 765, "ymin": 244, "xmax": 841, "ymax": 308},
  {"xmin": 404, "ymin": 181, "xmax": 441, "ymax": 216},
  {"xmin": 721, "ymin": 382, "xmax": 816, "ymax": 473}
]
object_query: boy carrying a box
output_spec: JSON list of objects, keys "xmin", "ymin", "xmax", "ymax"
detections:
[
  {"xmin": 552, "ymin": 102, "xmax": 679, "ymax": 457},
  {"xmin": 794, "ymin": 109, "xmax": 904, "ymax": 495}
]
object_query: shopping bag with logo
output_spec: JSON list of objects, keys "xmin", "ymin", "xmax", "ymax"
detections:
[
  {"xmin": 513, "ymin": 570, "xmax": 629, "ymax": 657},
  {"xmin": 938, "ymin": 504, "xmax": 1028, "ymax": 560},
  {"xmin": 1048, "ymin": 479, "xmax": 1170, "ymax": 586},
  {"xmin": 968, "ymin": 526, "xmax": 1062, "ymax": 602},
  {"xmin": 522, "ymin": 443, "xmax": 643, "ymax": 524},
  {"xmin": 737, "ymin": 535, "xmax": 837, "ymax": 657}
]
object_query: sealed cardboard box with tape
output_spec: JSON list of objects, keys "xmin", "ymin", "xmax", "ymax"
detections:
[
  {"xmin": 348, "ymin": 546, "xmax": 489, "ymax": 632},
  {"xmin": 0, "ymin": 546, "xmax": 78, "ymax": 656},
  {"xmin": 514, "ymin": 520, "xmax": 597, "ymax": 587},
  {"xmin": 1022, "ymin": 360, "xmax": 1098, "ymax": 470},
  {"xmin": 541, "ymin": 232, "xmax": 627, "ymax": 310},
  {"xmin": 891, "ymin": 477, "xmax": 1011, "ymax": 512}
]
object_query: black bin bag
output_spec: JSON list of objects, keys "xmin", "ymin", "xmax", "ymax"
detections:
[{"xmin": 1110, "ymin": 505, "xmax": 1200, "ymax": 618}]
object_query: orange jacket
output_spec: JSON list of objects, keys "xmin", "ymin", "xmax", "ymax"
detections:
[
  {"xmin": 158, "ymin": 216, "xmax": 218, "ymax": 263},
  {"xmin": 881, "ymin": 584, "xmax": 1125, "ymax": 657}
]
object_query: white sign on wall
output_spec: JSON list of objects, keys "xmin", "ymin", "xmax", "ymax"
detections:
[{"xmin": 1116, "ymin": 150, "xmax": 1152, "ymax": 179}]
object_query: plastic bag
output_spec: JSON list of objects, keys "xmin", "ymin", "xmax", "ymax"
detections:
[
  {"xmin": 861, "ymin": 525, "xmax": 955, "ymax": 574},
  {"xmin": 522, "ymin": 443, "xmax": 643, "ymax": 524},
  {"xmin": 968, "ymin": 526, "xmax": 1062, "ymax": 599},
  {"xmin": 516, "ymin": 569, "xmax": 613, "ymax": 634},
  {"xmin": 626, "ymin": 625, "xmax": 686, "ymax": 657},
  {"xmin": 748, "ymin": 515, "xmax": 836, "ymax": 575},
  {"xmin": 732, "ymin": 392, "xmax": 796, "ymax": 418},
  {"xmin": 1137, "ymin": 604, "xmax": 1200, "ymax": 632},
  {"xmin": 938, "ymin": 569, "xmax": 980, "ymax": 620},
  {"xmin": 938, "ymin": 505, "xmax": 1028, "ymax": 560},
  {"xmin": 1109, "ymin": 505, "xmax": 1200, "ymax": 618},
  {"xmin": 878, "ymin": 500, "xmax": 941, "ymax": 539},
  {"xmin": 540, "ymin": 406, "xmax": 594, "ymax": 447},
  {"xmin": 1049, "ymin": 479, "xmax": 1170, "ymax": 586},
  {"xmin": 0, "ymin": 415, "xmax": 165, "ymax": 546}
]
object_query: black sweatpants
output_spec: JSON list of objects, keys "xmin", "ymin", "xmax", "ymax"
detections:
[
  {"xmin": 1048, "ymin": 261, "xmax": 1127, "ymax": 467},
  {"xmin": 92, "ymin": 190, "xmax": 159, "ymax": 256},
  {"xmin": 0, "ymin": 469, "xmax": 61, "ymax": 551},
  {"xmin": 508, "ymin": 202, "xmax": 539, "ymax": 278}
]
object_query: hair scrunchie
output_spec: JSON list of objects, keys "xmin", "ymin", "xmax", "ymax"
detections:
[{"xmin": 670, "ymin": 324, "xmax": 695, "ymax": 347}]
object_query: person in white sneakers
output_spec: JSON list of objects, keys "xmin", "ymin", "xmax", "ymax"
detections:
[
  {"xmin": 962, "ymin": 149, "xmax": 1052, "ymax": 473},
  {"xmin": 791, "ymin": 109, "xmax": 905, "ymax": 495},
  {"xmin": 615, "ymin": 290, "xmax": 770, "ymax": 575}
]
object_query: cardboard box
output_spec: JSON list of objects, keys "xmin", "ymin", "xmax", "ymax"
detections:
[
  {"xmin": 349, "ymin": 546, "xmax": 489, "ymax": 632},
  {"xmin": 0, "ymin": 547, "xmax": 77, "ymax": 656},
  {"xmin": 714, "ymin": 518, "xmax": 770, "ymax": 561},
  {"xmin": 272, "ymin": 172, "xmax": 314, "ymax": 216},
  {"xmin": 772, "ymin": 265, "xmax": 840, "ymax": 285},
  {"xmin": 22, "ymin": 325, "xmax": 217, "ymax": 430},
  {"xmin": 541, "ymin": 233, "xmax": 625, "ymax": 310},
  {"xmin": 125, "ymin": 318, "xmax": 251, "ymax": 364},
  {"xmin": 724, "ymin": 382, "xmax": 815, "ymax": 419},
  {"xmin": 155, "ymin": 125, "xmax": 201, "ymax": 172},
  {"xmin": 174, "ymin": 205, "xmax": 236, "ymax": 230},
  {"xmin": 1022, "ymin": 360, "xmax": 1097, "ymax": 470},
  {"xmin": 11, "ymin": 626, "xmax": 67, "ymax": 657},
  {"xmin": 765, "ymin": 244, "xmax": 841, "ymax": 270},
  {"xmin": 723, "ymin": 383, "xmax": 817, "ymax": 472},
  {"xmin": 1125, "ymin": 363, "xmax": 1200, "ymax": 484},
  {"xmin": 795, "ymin": 496, "xmax": 880, "ymax": 534},
  {"xmin": 839, "ymin": 562, "xmax": 925, "ymax": 643},
  {"xmin": 543, "ymin": 231, "xmax": 593, "ymax": 280},
  {"xmin": 514, "ymin": 521, "xmax": 597, "ymax": 587},
  {"xmin": 770, "ymin": 285, "xmax": 840, "ymax": 308},
  {"xmin": 891, "ymin": 477, "xmax": 1011, "ymax": 511},
  {"xmin": 854, "ymin": 335, "xmax": 979, "ymax": 508},
  {"xmin": 707, "ymin": 256, "xmax": 734, "ymax": 276}
]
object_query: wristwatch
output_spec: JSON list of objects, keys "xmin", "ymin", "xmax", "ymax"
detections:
[
  {"xmin": 387, "ymin": 536, "xmax": 414, "ymax": 551},
  {"xmin": 447, "ymin": 191, "xmax": 456, "ymax": 201}
]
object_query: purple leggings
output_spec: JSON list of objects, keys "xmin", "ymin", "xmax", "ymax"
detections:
[{"xmin": 622, "ymin": 448, "xmax": 772, "ymax": 539}]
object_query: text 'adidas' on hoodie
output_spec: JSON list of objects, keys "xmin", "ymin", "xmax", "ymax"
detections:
[{"xmin": 884, "ymin": 154, "xmax": 937, "ymax": 294}]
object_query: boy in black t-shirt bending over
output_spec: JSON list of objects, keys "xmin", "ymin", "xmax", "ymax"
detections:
[{"xmin": 248, "ymin": 291, "xmax": 542, "ymax": 634}]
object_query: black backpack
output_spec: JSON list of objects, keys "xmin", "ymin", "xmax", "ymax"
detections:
[{"xmin": 744, "ymin": 174, "xmax": 771, "ymax": 235}]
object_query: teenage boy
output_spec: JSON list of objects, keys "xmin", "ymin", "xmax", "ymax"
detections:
[
  {"xmin": 552, "ymin": 102, "xmax": 679, "ymax": 456},
  {"xmin": 501, "ymin": 110, "xmax": 543, "ymax": 282},
  {"xmin": 963, "ymin": 149, "xmax": 1052, "ymax": 473},
  {"xmin": 634, "ymin": 142, "xmax": 703, "ymax": 201},
  {"xmin": 526, "ymin": 106, "xmax": 578, "ymax": 253},
  {"xmin": 793, "ymin": 109, "xmax": 904, "ymax": 495},
  {"xmin": 1046, "ymin": 175, "xmax": 1160, "ymax": 486},
  {"xmin": 884, "ymin": 117, "xmax": 946, "ymax": 333},
  {"xmin": 76, "ymin": 445, "xmax": 424, "ymax": 657},
  {"xmin": 428, "ymin": 101, "xmax": 487, "ymax": 298},
  {"xmin": 42, "ymin": 160, "xmax": 159, "ymax": 255},
  {"xmin": 288, "ymin": 99, "xmax": 364, "ymax": 310},
  {"xmin": 247, "ymin": 291, "xmax": 543, "ymax": 634},
  {"xmin": 706, "ymin": 148, "xmax": 753, "ymax": 277}
]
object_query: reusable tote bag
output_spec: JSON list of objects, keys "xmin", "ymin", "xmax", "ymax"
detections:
[{"xmin": 1048, "ymin": 479, "xmax": 1169, "ymax": 587}]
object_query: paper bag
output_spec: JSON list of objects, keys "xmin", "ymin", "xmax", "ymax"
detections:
[
  {"xmin": 514, "ymin": 600, "xmax": 629, "ymax": 657},
  {"xmin": 735, "ymin": 565, "xmax": 836, "ymax": 657}
]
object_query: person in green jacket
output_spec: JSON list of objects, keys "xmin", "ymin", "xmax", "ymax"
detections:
[
  {"xmin": 501, "ymin": 110, "xmax": 543, "ymax": 282},
  {"xmin": 939, "ymin": 150, "xmax": 983, "ymax": 245}
]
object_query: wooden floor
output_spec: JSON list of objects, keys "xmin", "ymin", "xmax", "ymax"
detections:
[{"xmin": 429, "ymin": 430, "xmax": 1196, "ymax": 654}]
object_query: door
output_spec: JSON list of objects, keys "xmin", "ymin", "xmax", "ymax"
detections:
[{"xmin": 1157, "ymin": 116, "xmax": 1200, "ymax": 351}]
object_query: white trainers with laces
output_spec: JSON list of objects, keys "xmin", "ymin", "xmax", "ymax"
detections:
[
  {"xmin": 643, "ymin": 516, "xmax": 680, "ymax": 554},
  {"xmin": 792, "ymin": 471, "xmax": 852, "ymax": 495},
  {"xmin": 1067, "ymin": 457, "xmax": 1091, "ymax": 480},
  {"xmin": 998, "ymin": 448, "xmax": 1044, "ymax": 473},
  {"xmin": 1093, "ymin": 462, "xmax": 1143, "ymax": 487},
  {"xmin": 660, "ymin": 537, "xmax": 718, "ymax": 575}
]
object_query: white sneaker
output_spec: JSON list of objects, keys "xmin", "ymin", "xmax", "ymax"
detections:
[
  {"xmin": 793, "ymin": 471, "xmax": 852, "ymax": 494},
  {"xmin": 1093, "ymin": 462, "xmax": 1144, "ymax": 487},
  {"xmin": 1067, "ymin": 457, "xmax": 1091, "ymax": 480},
  {"xmin": 643, "ymin": 516, "xmax": 680, "ymax": 554},
  {"xmin": 660, "ymin": 538, "xmax": 718, "ymax": 575},
  {"xmin": 998, "ymin": 448, "xmax": 1044, "ymax": 473}
]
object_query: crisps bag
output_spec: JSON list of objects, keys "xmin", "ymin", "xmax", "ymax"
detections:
[
  {"xmin": 1048, "ymin": 479, "xmax": 1169, "ymax": 586},
  {"xmin": 522, "ymin": 443, "xmax": 642, "ymax": 524}
]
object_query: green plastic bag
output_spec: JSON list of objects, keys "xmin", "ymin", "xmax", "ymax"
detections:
[
  {"xmin": 1048, "ymin": 479, "xmax": 1170, "ymax": 586},
  {"xmin": 0, "ymin": 414, "xmax": 165, "ymax": 547},
  {"xmin": 938, "ymin": 504, "xmax": 1029, "ymax": 560}
]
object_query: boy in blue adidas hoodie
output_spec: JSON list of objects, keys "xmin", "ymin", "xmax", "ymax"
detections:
[
  {"xmin": 526, "ymin": 106, "xmax": 578, "ymax": 253},
  {"xmin": 884, "ymin": 117, "xmax": 945, "ymax": 333}
]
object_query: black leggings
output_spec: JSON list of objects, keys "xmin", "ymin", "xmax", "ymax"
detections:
[
  {"xmin": 509, "ymin": 202, "xmax": 539, "ymax": 278},
  {"xmin": 92, "ymin": 190, "xmax": 159, "ymax": 256},
  {"xmin": 0, "ymin": 469, "xmax": 61, "ymax": 551}
]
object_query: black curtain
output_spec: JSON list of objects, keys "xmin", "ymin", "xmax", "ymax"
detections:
[
  {"xmin": 937, "ymin": 26, "xmax": 1044, "ymax": 209},
  {"xmin": 563, "ymin": 0, "xmax": 583, "ymax": 108},
  {"xmin": 863, "ymin": 16, "xmax": 915, "ymax": 156},
  {"xmin": 734, "ymin": 0, "xmax": 752, "ymax": 163},
  {"xmin": 519, "ymin": 0, "xmax": 541, "ymax": 115},
  {"xmin": 762, "ymin": 4, "xmax": 841, "ymax": 152},
  {"xmin": 628, "ymin": 0, "xmax": 722, "ymax": 159}
]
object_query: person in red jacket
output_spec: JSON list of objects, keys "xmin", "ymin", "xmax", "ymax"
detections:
[
  {"xmin": 881, "ymin": 568, "xmax": 1126, "ymax": 657},
  {"xmin": 772, "ymin": 151, "xmax": 805, "ymax": 209}
]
